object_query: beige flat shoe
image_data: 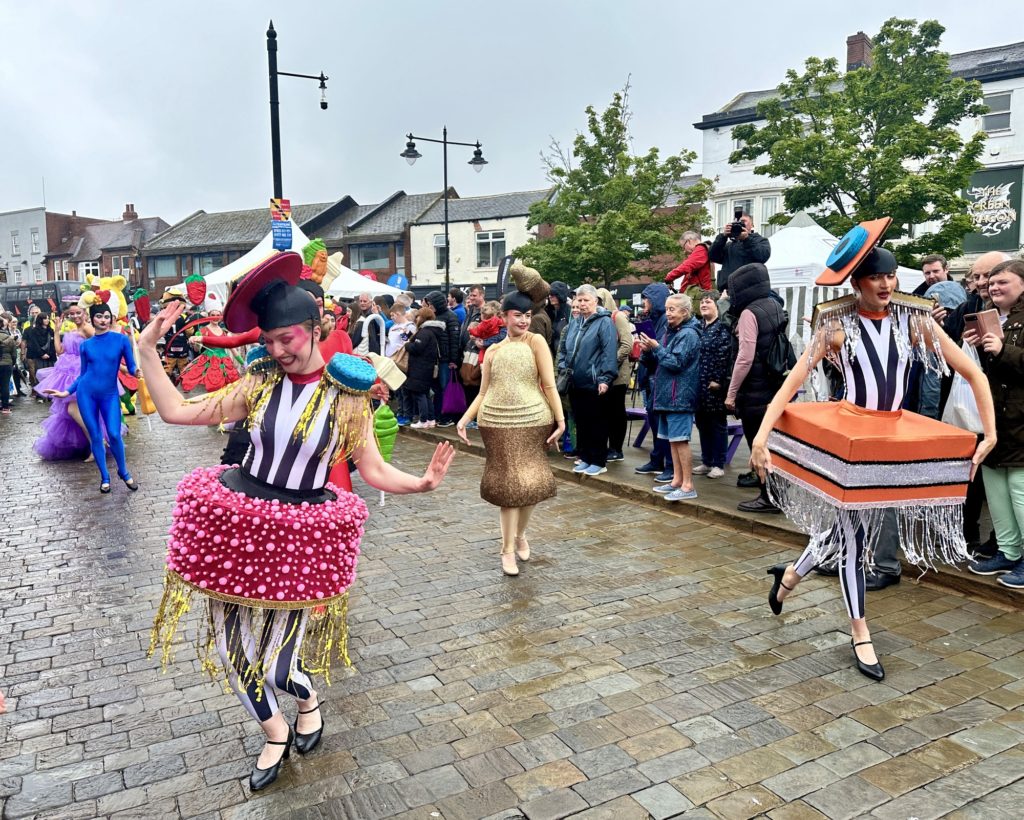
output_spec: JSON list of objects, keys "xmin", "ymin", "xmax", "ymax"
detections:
[
  {"xmin": 514, "ymin": 535, "xmax": 530, "ymax": 562},
  {"xmin": 500, "ymin": 550, "xmax": 519, "ymax": 576}
]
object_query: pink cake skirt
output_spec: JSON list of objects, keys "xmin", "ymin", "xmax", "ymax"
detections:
[{"xmin": 163, "ymin": 464, "xmax": 367, "ymax": 606}]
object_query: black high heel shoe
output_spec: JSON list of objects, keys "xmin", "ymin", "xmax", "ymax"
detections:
[
  {"xmin": 851, "ymin": 639, "xmax": 885, "ymax": 681},
  {"xmin": 293, "ymin": 703, "xmax": 324, "ymax": 755},
  {"xmin": 122, "ymin": 476, "xmax": 139, "ymax": 492},
  {"xmin": 766, "ymin": 564, "xmax": 793, "ymax": 616},
  {"xmin": 249, "ymin": 727, "xmax": 293, "ymax": 792}
]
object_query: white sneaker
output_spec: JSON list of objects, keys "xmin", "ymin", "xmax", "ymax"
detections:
[
  {"xmin": 692, "ymin": 464, "xmax": 711, "ymax": 475},
  {"xmin": 410, "ymin": 421, "xmax": 427, "ymax": 429},
  {"xmin": 707, "ymin": 467, "xmax": 725, "ymax": 479}
]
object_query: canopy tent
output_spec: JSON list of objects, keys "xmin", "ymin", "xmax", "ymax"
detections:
[
  {"xmin": 325, "ymin": 254, "xmax": 406, "ymax": 299},
  {"xmin": 765, "ymin": 212, "xmax": 925, "ymax": 342},
  {"xmin": 203, "ymin": 219, "xmax": 312, "ymax": 286}
]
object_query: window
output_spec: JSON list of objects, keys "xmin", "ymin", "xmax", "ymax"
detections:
[
  {"xmin": 152, "ymin": 257, "xmax": 177, "ymax": 280},
  {"xmin": 434, "ymin": 234, "xmax": 447, "ymax": 271},
  {"xmin": 79, "ymin": 261, "xmax": 100, "ymax": 276},
  {"xmin": 761, "ymin": 196, "xmax": 779, "ymax": 237},
  {"xmin": 122, "ymin": 254, "xmax": 131, "ymax": 272},
  {"xmin": 395, "ymin": 241, "xmax": 404, "ymax": 270},
  {"xmin": 732, "ymin": 198, "xmax": 753, "ymax": 218},
  {"xmin": 715, "ymin": 201, "xmax": 729, "ymax": 230},
  {"xmin": 112, "ymin": 256, "xmax": 121, "ymax": 275},
  {"xmin": 194, "ymin": 254, "xmax": 221, "ymax": 276},
  {"xmin": 12, "ymin": 266, "xmax": 23, "ymax": 285},
  {"xmin": 476, "ymin": 230, "xmax": 505, "ymax": 268},
  {"xmin": 31, "ymin": 229, "xmax": 40, "ymax": 254},
  {"xmin": 34, "ymin": 266, "xmax": 43, "ymax": 284},
  {"xmin": 62, "ymin": 260, "xmax": 69, "ymax": 279},
  {"xmin": 11, "ymin": 232, "xmax": 19, "ymax": 256},
  {"xmin": 983, "ymin": 93, "xmax": 1011, "ymax": 133},
  {"xmin": 349, "ymin": 243, "xmax": 390, "ymax": 271}
]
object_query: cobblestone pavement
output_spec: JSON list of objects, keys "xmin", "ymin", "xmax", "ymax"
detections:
[{"xmin": 1, "ymin": 399, "xmax": 1023, "ymax": 820}]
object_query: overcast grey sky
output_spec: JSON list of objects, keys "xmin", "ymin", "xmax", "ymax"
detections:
[{"xmin": 2, "ymin": 0, "xmax": 1020, "ymax": 225}]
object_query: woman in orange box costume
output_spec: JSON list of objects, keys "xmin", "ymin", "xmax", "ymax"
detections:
[{"xmin": 750, "ymin": 218, "xmax": 996, "ymax": 681}]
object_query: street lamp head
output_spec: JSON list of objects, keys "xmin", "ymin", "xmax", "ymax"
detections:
[
  {"xmin": 468, "ymin": 143, "xmax": 488, "ymax": 173},
  {"xmin": 319, "ymin": 73, "xmax": 328, "ymax": 110},
  {"xmin": 400, "ymin": 137, "xmax": 422, "ymax": 166}
]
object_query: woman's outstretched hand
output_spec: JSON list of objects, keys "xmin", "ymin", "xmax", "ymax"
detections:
[
  {"xmin": 420, "ymin": 442, "xmax": 456, "ymax": 491},
  {"xmin": 138, "ymin": 302, "xmax": 185, "ymax": 349}
]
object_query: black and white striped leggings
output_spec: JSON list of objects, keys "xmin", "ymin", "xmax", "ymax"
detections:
[
  {"xmin": 791, "ymin": 514, "xmax": 867, "ymax": 620},
  {"xmin": 210, "ymin": 601, "xmax": 314, "ymax": 723}
]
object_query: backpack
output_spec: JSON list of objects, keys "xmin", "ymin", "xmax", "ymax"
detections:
[{"xmin": 748, "ymin": 301, "xmax": 796, "ymax": 380}]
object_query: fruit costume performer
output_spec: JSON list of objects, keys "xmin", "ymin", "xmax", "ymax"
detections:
[
  {"xmin": 751, "ymin": 218, "xmax": 996, "ymax": 682},
  {"xmin": 43, "ymin": 301, "xmax": 139, "ymax": 493},
  {"xmin": 139, "ymin": 252, "xmax": 454, "ymax": 791}
]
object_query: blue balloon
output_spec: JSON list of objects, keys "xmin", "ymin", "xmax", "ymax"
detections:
[
  {"xmin": 388, "ymin": 273, "xmax": 408, "ymax": 289},
  {"xmin": 826, "ymin": 225, "xmax": 869, "ymax": 270}
]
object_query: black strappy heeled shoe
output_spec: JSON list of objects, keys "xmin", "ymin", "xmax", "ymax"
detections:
[
  {"xmin": 851, "ymin": 639, "xmax": 885, "ymax": 681},
  {"xmin": 122, "ymin": 476, "xmax": 139, "ymax": 492},
  {"xmin": 293, "ymin": 703, "xmax": 324, "ymax": 755},
  {"xmin": 100, "ymin": 482, "xmax": 111, "ymax": 494},
  {"xmin": 767, "ymin": 564, "xmax": 794, "ymax": 616},
  {"xmin": 249, "ymin": 727, "xmax": 293, "ymax": 792}
]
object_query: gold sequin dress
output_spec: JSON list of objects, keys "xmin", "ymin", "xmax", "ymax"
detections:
[{"xmin": 478, "ymin": 335, "xmax": 557, "ymax": 507}]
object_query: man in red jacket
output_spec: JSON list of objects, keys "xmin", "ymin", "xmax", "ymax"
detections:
[{"xmin": 665, "ymin": 232, "xmax": 713, "ymax": 294}]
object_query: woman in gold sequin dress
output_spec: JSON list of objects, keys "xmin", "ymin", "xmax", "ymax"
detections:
[{"xmin": 458, "ymin": 279, "xmax": 565, "ymax": 576}]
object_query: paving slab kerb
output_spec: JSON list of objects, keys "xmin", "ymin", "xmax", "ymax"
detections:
[{"xmin": 0, "ymin": 402, "xmax": 1022, "ymax": 819}]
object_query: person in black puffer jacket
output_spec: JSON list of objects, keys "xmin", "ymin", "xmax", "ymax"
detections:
[
  {"xmin": 423, "ymin": 290, "xmax": 462, "ymax": 425},
  {"xmin": 404, "ymin": 304, "xmax": 445, "ymax": 427},
  {"xmin": 725, "ymin": 263, "xmax": 788, "ymax": 513}
]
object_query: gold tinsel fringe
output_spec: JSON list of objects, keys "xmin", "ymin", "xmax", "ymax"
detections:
[{"xmin": 148, "ymin": 571, "xmax": 351, "ymax": 699}]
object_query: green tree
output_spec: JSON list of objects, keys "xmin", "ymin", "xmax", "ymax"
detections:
[
  {"xmin": 731, "ymin": 18, "xmax": 986, "ymax": 263},
  {"xmin": 514, "ymin": 84, "xmax": 713, "ymax": 289}
]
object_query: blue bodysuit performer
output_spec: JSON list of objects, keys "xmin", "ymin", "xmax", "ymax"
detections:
[{"xmin": 48, "ymin": 302, "xmax": 139, "ymax": 493}]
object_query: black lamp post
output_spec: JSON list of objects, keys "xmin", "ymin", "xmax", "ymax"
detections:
[
  {"xmin": 400, "ymin": 127, "xmax": 487, "ymax": 292},
  {"xmin": 267, "ymin": 21, "xmax": 329, "ymax": 200}
]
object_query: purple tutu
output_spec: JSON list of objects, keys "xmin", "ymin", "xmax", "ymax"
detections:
[{"xmin": 34, "ymin": 331, "xmax": 123, "ymax": 461}]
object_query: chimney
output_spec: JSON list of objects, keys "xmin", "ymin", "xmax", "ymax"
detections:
[
  {"xmin": 122, "ymin": 203, "xmax": 138, "ymax": 221},
  {"xmin": 846, "ymin": 31, "xmax": 873, "ymax": 71}
]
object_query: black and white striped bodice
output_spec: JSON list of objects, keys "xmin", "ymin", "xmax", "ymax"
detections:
[
  {"xmin": 838, "ymin": 312, "xmax": 911, "ymax": 412},
  {"xmin": 242, "ymin": 377, "xmax": 340, "ymax": 491}
]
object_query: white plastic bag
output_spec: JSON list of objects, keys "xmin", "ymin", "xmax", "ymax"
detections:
[{"xmin": 940, "ymin": 341, "xmax": 983, "ymax": 433}]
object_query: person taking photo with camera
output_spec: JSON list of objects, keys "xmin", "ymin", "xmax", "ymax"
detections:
[{"xmin": 709, "ymin": 209, "xmax": 771, "ymax": 292}]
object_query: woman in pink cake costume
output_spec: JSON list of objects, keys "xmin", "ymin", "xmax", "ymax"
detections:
[{"xmin": 140, "ymin": 252, "xmax": 454, "ymax": 791}]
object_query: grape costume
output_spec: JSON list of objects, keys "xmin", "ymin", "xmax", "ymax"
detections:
[{"xmin": 34, "ymin": 330, "xmax": 91, "ymax": 460}]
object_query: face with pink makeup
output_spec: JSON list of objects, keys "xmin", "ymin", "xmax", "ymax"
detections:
[{"xmin": 262, "ymin": 321, "xmax": 323, "ymax": 375}]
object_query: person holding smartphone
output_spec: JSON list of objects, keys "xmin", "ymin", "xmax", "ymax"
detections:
[
  {"xmin": 965, "ymin": 259, "xmax": 1024, "ymax": 590},
  {"xmin": 708, "ymin": 209, "xmax": 772, "ymax": 292}
]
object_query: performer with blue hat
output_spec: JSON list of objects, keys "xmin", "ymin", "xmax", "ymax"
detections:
[
  {"xmin": 749, "ymin": 218, "xmax": 996, "ymax": 682},
  {"xmin": 137, "ymin": 251, "xmax": 455, "ymax": 791}
]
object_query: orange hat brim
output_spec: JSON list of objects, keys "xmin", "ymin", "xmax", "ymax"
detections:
[{"xmin": 816, "ymin": 217, "xmax": 892, "ymax": 286}]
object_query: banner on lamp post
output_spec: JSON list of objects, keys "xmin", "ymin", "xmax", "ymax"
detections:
[{"xmin": 270, "ymin": 198, "xmax": 293, "ymax": 251}]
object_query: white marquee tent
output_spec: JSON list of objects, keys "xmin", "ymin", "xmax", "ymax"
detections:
[{"xmin": 325, "ymin": 254, "xmax": 406, "ymax": 299}]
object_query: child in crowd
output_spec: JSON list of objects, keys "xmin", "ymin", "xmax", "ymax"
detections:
[{"xmin": 469, "ymin": 300, "xmax": 506, "ymax": 362}]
